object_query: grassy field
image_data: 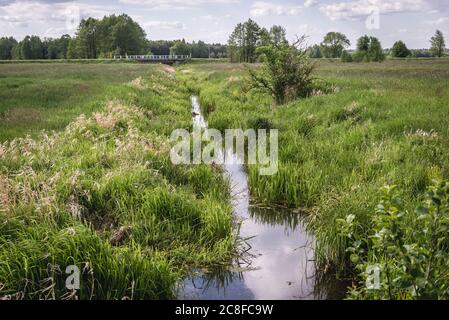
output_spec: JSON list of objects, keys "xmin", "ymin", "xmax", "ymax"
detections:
[
  {"xmin": 0, "ymin": 63, "xmax": 163, "ymax": 141},
  {"xmin": 0, "ymin": 63, "xmax": 235, "ymax": 299},
  {"xmin": 178, "ymin": 59, "xmax": 449, "ymax": 294},
  {"xmin": 1, "ymin": 59, "xmax": 449, "ymax": 299}
]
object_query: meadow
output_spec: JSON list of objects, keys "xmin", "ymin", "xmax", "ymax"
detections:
[
  {"xmin": 0, "ymin": 63, "xmax": 150, "ymax": 141},
  {"xmin": 1, "ymin": 59, "xmax": 449, "ymax": 299},
  {"xmin": 0, "ymin": 63, "xmax": 235, "ymax": 299},
  {"xmin": 178, "ymin": 59, "xmax": 449, "ymax": 297}
]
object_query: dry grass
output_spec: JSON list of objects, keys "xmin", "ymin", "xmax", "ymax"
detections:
[
  {"xmin": 1, "ymin": 108, "xmax": 41, "ymax": 126},
  {"xmin": 128, "ymin": 76, "xmax": 146, "ymax": 90},
  {"xmin": 405, "ymin": 128, "xmax": 439, "ymax": 140},
  {"xmin": 0, "ymin": 65, "xmax": 235, "ymax": 299},
  {"xmin": 0, "ymin": 175, "xmax": 12, "ymax": 212}
]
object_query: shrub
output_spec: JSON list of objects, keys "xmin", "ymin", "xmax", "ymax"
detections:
[
  {"xmin": 354, "ymin": 35, "xmax": 385, "ymax": 62},
  {"xmin": 341, "ymin": 50, "xmax": 353, "ymax": 63},
  {"xmin": 338, "ymin": 181, "xmax": 449, "ymax": 299},
  {"xmin": 391, "ymin": 41, "xmax": 411, "ymax": 58},
  {"xmin": 248, "ymin": 36, "xmax": 316, "ymax": 105}
]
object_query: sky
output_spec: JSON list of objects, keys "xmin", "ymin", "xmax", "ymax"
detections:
[{"xmin": 0, "ymin": 0, "xmax": 448, "ymax": 49}]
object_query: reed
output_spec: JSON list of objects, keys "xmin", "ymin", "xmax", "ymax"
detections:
[
  {"xmin": 178, "ymin": 59, "xmax": 449, "ymax": 275},
  {"xmin": 0, "ymin": 64, "xmax": 235, "ymax": 299}
]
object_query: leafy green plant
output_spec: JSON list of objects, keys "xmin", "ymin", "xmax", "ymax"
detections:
[
  {"xmin": 248, "ymin": 36, "xmax": 316, "ymax": 105},
  {"xmin": 0, "ymin": 65, "xmax": 235, "ymax": 299},
  {"xmin": 338, "ymin": 181, "xmax": 449, "ymax": 299},
  {"xmin": 341, "ymin": 50, "xmax": 353, "ymax": 63}
]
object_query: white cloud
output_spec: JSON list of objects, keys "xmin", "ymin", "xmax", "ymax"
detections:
[
  {"xmin": 0, "ymin": 0, "xmax": 69, "ymax": 5},
  {"xmin": 0, "ymin": 1, "xmax": 113, "ymax": 26},
  {"xmin": 0, "ymin": 1, "xmax": 117, "ymax": 38},
  {"xmin": 43, "ymin": 26, "xmax": 71, "ymax": 37},
  {"xmin": 304, "ymin": 0, "xmax": 318, "ymax": 8},
  {"xmin": 250, "ymin": 1, "xmax": 302, "ymax": 17},
  {"xmin": 425, "ymin": 17, "xmax": 449, "ymax": 25},
  {"xmin": 320, "ymin": 0, "xmax": 434, "ymax": 21},
  {"xmin": 118, "ymin": 0, "xmax": 238, "ymax": 10},
  {"xmin": 143, "ymin": 20, "xmax": 186, "ymax": 29}
]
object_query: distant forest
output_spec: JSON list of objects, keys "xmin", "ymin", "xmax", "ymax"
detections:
[
  {"xmin": 0, "ymin": 14, "xmax": 227, "ymax": 60},
  {"xmin": 0, "ymin": 14, "xmax": 445, "ymax": 61}
]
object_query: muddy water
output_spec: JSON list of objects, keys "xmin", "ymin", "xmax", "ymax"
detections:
[{"xmin": 179, "ymin": 96, "xmax": 343, "ymax": 300}]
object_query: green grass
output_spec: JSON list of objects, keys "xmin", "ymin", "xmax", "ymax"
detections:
[
  {"xmin": 0, "ymin": 64, "xmax": 235, "ymax": 299},
  {"xmin": 2, "ymin": 59, "xmax": 449, "ymax": 299},
  {"xmin": 178, "ymin": 58, "xmax": 449, "ymax": 275},
  {"xmin": 0, "ymin": 59, "xmax": 138, "ymax": 64},
  {"xmin": 0, "ymin": 63, "xmax": 164, "ymax": 141}
]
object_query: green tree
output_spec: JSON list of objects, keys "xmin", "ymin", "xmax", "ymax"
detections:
[
  {"xmin": 67, "ymin": 37, "xmax": 83, "ymax": 59},
  {"xmin": 109, "ymin": 14, "xmax": 147, "ymax": 56},
  {"xmin": 190, "ymin": 41, "xmax": 209, "ymax": 58},
  {"xmin": 77, "ymin": 18, "xmax": 99, "ymax": 58},
  {"xmin": 248, "ymin": 36, "xmax": 316, "ymax": 105},
  {"xmin": 148, "ymin": 40, "xmax": 174, "ymax": 55},
  {"xmin": 29, "ymin": 36, "xmax": 44, "ymax": 59},
  {"xmin": 0, "ymin": 37, "xmax": 17, "ymax": 60},
  {"xmin": 59, "ymin": 34, "xmax": 71, "ymax": 59},
  {"xmin": 227, "ymin": 19, "xmax": 262, "ymax": 63},
  {"xmin": 368, "ymin": 37, "xmax": 385, "ymax": 62},
  {"xmin": 228, "ymin": 22, "xmax": 245, "ymax": 62},
  {"xmin": 170, "ymin": 39, "xmax": 191, "ymax": 55},
  {"xmin": 320, "ymin": 32, "xmax": 350, "ymax": 58},
  {"xmin": 20, "ymin": 36, "xmax": 32, "ymax": 59},
  {"xmin": 357, "ymin": 35, "xmax": 370, "ymax": 53},
  {"xmin": 391, "ymin": 40, "xmax": 410, "ymax": 58},
  {"xmin": 354, "ymin": 35, "xmax": 385, "ymax": 62},
  {"xmin": 307, "ymin": 44, "xmax": 322, "ymax": 58},
  {"xmin": 243, "ymin": 19, "xmax": 261, "ymax": 62},
  {"xmin": 410, "ymin": 49, "xmax": 432, "ymax": 58},
  {"xmin": 259, "ymin": 27, "xmax": 271, "ymax": 47},
  {"xmin": 45, "ymin": 35, "xmax": 71, "ymax": 59},
  {"xmin": 209, "ymin": 43, "xmax": 227, "ymax": 58},
  {"xmin": 353, "ymin": 35, "xmax": 370, "ymax": 62},
  {"xmin": 269, "ymin": 25, "xmax": 287, "ymax": 46},
  {"xmin": 11, "ymin": 42, "xmax": 22, "ymax": 60},
  {"xmin": 69, "ymin": 14, "xmax": 146, "ymax": 58},
  {"xmin": 430, "ymin": 30, "xmax": 446, "ymax": 57},
  {"xmin": 341, "ymin": 50, "xmax": 353, "ymax": 62},
  {"xmin": 356, "ymin": 35, "xmax": 370, "ymax": 52}
]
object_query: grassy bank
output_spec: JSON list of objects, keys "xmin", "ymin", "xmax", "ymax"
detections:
[
  {"xmin": 0, "ymin": 64, "xmax": 235, "ymax": 299},
  {"xmin": 0, "ymin": 63, "xmax": 151, "ymax": 141},
  {"xmin": 178, "ymin": 59, "xmax": 449, "ymax": 281}
]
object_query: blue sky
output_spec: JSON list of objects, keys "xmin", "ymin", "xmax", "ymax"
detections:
[{"xmin": 0, "ymin": 0, "xmax": 448, "ymax": 48}]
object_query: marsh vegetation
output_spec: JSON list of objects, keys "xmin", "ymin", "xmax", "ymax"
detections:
[
  {"xmin": 0, "ymin": 64, "xmax": 235, "ymax": 299},
  {"xmin": 179, "ymin": 58, "xmax": 449, "ymax": 298},
  {"xmin": 1, "ymin": 57, "xmax": 449, "ymax": 299}
]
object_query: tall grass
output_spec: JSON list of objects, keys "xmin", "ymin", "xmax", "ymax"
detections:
[
  {"xmin": 178, "ymin": 59, "xmax": 449, "ymax": 279},
  {"xmin": 0, "ymin": 65, "xmax": 235, "ymax": 299},
  {"xmin": 0, "ymin": 63, "xmax": 159, "ymax": 141}
]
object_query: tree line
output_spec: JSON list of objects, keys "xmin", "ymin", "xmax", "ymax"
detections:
[
  {"xmin": 1, "ymin": 14, "xmax": 446, "ymax": 62},
  {"xmin": 227, "ymin": 19, "xmax": 288, "ymax": 63},
  {"xmin": 227, "ymin": 19, "xmax": 447, "ymax": 63},
  {"xmin": 307, "ymin": 30, "xmax": 446, "ymax": 61},
  {"xmin": 0, "ymin": 14, "xmax": 227, "ymax": 60},
  {"xmin": 148, "ymin": 39, "xmax": 226, "ymax": 58},
  {"xmin": 0, "ymin": 35, "xmax": 71, "ymax": 60}
]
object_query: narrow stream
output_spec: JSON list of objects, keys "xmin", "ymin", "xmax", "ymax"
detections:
[{"xmin": 179, "ymin": 96, "xmax": 343, "ymax": 300}]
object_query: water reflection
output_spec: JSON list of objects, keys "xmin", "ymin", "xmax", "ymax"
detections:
[
  {"xmin": 248, "ymin": 206, "xmax": 303, "ymax": 232},
  {"xmin": 181, "ymin": 270, "xmax": 255, "ymax": 300},
  {"xmin": 180, "ymin": 96, "xmax": 344, "ymax": 300}
]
